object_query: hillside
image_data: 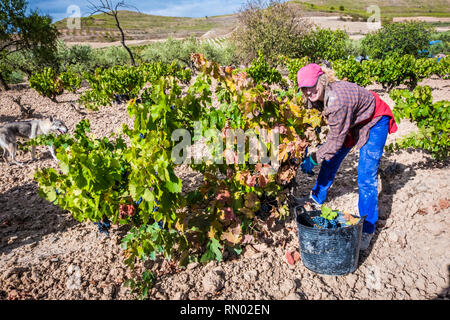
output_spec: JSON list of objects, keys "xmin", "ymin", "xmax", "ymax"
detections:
[
  {"xmin": 54, "ymin": 1, "xmax": 450, "ymax": 43},
  {"xmin": 54, "ymin": 10, "xmax": 238, "ymax": 42},
  {"xmin": 295, "ymin": 0, "xmax": 450, "ymax": 19}
]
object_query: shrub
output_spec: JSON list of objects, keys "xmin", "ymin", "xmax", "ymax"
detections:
[
  {"xmin": 331, "ymin": 54, "xmax": 447, "ymax": 90},
  {"xmin": 56, "ymin": 41, "xmax": 94, "ymax": 73},
  {"xmin": 246, "ymin": 51, "xmax": 283, "ymax": 85},
  {"xmin": 141, "ymin": 37, "xmax": 238, "ymax": 67},
  {"xmin": 80, "ymin": 61, "xmax": 192, "ymax": 109},
  {"xmin": 429, "ymin": 31, "xmax": 450, "ymax": 56},
  {"xmin": 299, "ymin": 28, "xmax": 351, "ymax": 61},
  {"xmin": 91, "ymin": 46, "xmax": 131, "ymax": 69},
  {"xmin": 0, "ymin": 60, "xmax": 25, "ymax": 84},
  {"xmin": 278, "ymin": 56, "xmax": 310, "ymax": 87},
  {"xmin": 361, "ymin": 22, "xmax": 434, "ymax": 59},
  {"xmin": 2, "ymin": 49, "xmax": 59, "ymax": 79},
  {"xmin": 433, "ymin": 56, "xmax": 450, "ymax": 79},
  {"xmin": 332, "ymin": 57, "xmax": 374, "ymax": 87},
  {"xmin": 30, "ymin": 67, "xmax": 82, "ymax": 99},
  {"xmin": 344, "ymin": 38, "xmax": 365, "ymax": 57},
  {"xmin": 368, "ymin": 53, "xmax": 419, "ymax": 90},
  {"xmin": 60, "ymin": 69, "xmax": 82, "ymax": 93},
  {"xmin": 29, "ymin": 67, "xmax": 63, "ymax": 101},
  {"xmin": 198, "ymin": 40, "xmax": 238, "ymax": 66},
  {"xmin": 0, "ymin": 0, "xmax": 59, "ymax": 88},
  {"xmin": 141, "ymin": 38, "xmax": 188, "ymax": 65},
  {"xmin": 8, "ymin": 71, "xmax": 25, "ymax": 84},
  {"xmin": 388, "ymin": 86, "xmax": 449, "ymax": 160},
  {"xmin": 231, "ymin": 0, "xmax": 312, "ymax": 64}
]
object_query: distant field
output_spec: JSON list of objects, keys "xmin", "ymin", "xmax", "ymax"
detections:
[
  {"xmin": 54, "ymin": 10, "xmax": 237, "ymax": 42},
  {"xmin": 54, "ymin": 1, "xmax": 450, "ymax": 43},
  {"xmin": 294, "ymin": 0, "xmax": 450, "ymax": 20}
]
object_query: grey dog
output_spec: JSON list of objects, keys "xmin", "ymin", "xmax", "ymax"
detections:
[{"xmin": 0, "ymin": 117, "xmax": 68, "ymax": 166}]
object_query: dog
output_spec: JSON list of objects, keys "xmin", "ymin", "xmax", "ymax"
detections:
[{"xmin": 0, "ymin": 117, "xmax": 68, "ymax": 166}]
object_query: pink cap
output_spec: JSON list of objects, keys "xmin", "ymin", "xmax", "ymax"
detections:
[{"xmin": 297, "ymin": 64, "xmax": 324, "ymax": 88}]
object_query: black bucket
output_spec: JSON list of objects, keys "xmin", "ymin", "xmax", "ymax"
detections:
[{"xmin": 294, "ymin": 205, "xmax": 365, "ymax": 276}]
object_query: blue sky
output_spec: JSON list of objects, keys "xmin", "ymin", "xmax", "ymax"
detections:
[{"xmin": 28, "ymin": 0, "xmax": 256, "ymax": 22}]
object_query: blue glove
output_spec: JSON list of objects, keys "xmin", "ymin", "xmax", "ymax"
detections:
[{"xmin": 301, "ymin": 154, "xmax": 318, "ymax": 174}]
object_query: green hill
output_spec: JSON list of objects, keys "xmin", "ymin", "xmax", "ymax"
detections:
[
  {"xmin": 54, "ymin": 10, "xmax": 237, "ymax": 41},
  {"xmin": 53, "ymin": 2, "xmax": 450, "ymax": 43},
  {"xmin": 294, "ymin": 0, "xmax": 450, "ymax": 19}
]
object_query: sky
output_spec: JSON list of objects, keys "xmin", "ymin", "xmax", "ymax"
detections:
[{"xmin": 27, "ymin": 0, "xmax": 258, "ymax": 22}]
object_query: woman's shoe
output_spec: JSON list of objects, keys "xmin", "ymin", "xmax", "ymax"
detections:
[{"xmin": 360, "ymin": 232, "xmax": 373, "ymax": 250}]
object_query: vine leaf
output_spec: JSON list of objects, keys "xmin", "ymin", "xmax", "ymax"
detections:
[{"xmin": 201, "ymin": 238, "xmax": 223, "ymax": 263}]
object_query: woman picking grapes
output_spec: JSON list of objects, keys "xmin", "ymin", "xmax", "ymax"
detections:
[{"xmin": 296, "ymin": 63, "xmax": 398, "ymax": 250}]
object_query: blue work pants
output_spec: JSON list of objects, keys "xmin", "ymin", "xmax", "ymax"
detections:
[{"xmin": 311, "ymin": 116, "xmax": 390, "ymax": 234}]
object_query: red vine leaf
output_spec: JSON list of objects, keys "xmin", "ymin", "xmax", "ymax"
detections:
[
  {"xmin": 246, "ymin": 174, "xmax": 257, "ymax": 187},
  {"xmin": 438, "ymin": 199, "xmax": 450, "ymax": 210},
  {"xmin": 416, "ymin": 208, "xmax": 429, "ymax": 216},
  {"xmin": 276, "ymin": 165, "xmax": 296, "ymax": 185},
  {"xmin": 286, "ymin": 251, "xmax": 295, "ymax": 265},
  {"xmin": 220, "ymin": 223, "xmax": 242, "ymax": 245},
  {"xmin": 258, "ymin": 174, "xmax": 269, "ymax": 188},
  {"xmin": 219, "ymin": 207, "xmax": 235, "ymax": 223},
  {"xmin": 215, "ymin": 188, "xmax": 231, "ymax": 204}
]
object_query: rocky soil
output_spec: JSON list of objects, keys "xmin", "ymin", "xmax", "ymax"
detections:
[{"xmin": 0, "ymin": 77, "xmax": 449, "ymax": 300}]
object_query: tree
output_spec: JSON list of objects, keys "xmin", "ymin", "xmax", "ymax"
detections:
[
  {"xmin": 0, "ymin": 0, "xmax": 59, "ymax": 90},
  {"xmin": 87, "ymin": 0, "xmax": 137, "ymax": 66},
  {"xmin": 361, "ymin": 22, "xmax": 434, "ymax": 59},
  {"xmin": 231, "ymin": 0, "xmax": 312, "ymax": 65},
  {"xmin": 299, "ymin": 28, "xmax": 350, "ymax": 61}
]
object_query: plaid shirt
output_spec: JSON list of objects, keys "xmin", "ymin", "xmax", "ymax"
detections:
[{"xmin": 312, "ymin": 81, "xmax": 379, "ymax": 162}]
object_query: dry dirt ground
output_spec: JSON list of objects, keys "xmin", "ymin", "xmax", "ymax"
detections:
[{"xmin": 0, "ymin": 77, "xmax": 449, "ymax": 300}]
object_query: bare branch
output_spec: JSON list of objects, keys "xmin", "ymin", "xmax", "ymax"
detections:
[
  {"xmin": 87, "ymin": 0, "xmax": 140, "ymax": 17},
  {"xmin": 0, "ymin": 39, "xmax": 22, "ymax": 53},
  {"xmin": 87, "ymin": 0, "xmax": 114, "ymax": 16},
  {"xmin": 86, "ymin": 0, "xmax": 137, "ymax": 66}
]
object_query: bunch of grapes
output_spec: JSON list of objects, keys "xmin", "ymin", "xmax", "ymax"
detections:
[
  {"xmin": 94, "ymin": 217, "xmax": 111, "ymax": 236},
  {"xmin": 114, "ymin": 94, "xmax": 130, "ymax": 105},
  {"xmin": 311, "ymin": 216, "xmax": 339, "ymax": 229},
  {"xmin": 113, "ymin": 168, "xmax": 129, "ymax": 192}
]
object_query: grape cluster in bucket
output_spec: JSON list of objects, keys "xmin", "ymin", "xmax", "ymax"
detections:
[{"xmin": 311, "ymin": 206, "xmax": 360, "ymax": 230}]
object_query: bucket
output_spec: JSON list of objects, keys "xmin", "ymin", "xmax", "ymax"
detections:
[{"xmin": 294, "ymin": 205, "xmax": 365, "ymax": 275}]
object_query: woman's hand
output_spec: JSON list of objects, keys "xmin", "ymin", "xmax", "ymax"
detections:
[{"xmin": 300, "ymin": 148, "xmax": 318, "ymax": 174}]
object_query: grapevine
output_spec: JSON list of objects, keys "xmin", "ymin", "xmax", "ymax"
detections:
[
  {"xmin": 388, "ymin": 85, "xmax": 449, "ymax": 160},
  {"xmin": 31, "ymin": 54, "xmax": 327, "ymax": 297}
]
